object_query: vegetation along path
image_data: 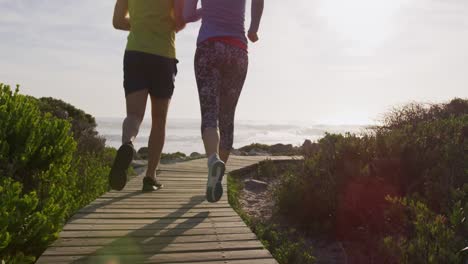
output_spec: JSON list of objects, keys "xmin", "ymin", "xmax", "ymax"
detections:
[{"xmin": 37, "ymin": 156, "xmax": 292, "ymax": 264}]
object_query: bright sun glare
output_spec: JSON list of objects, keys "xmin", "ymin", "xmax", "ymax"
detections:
[{"xmin": 318, "ymin": 0, "xmax": 407, "ymax": 55}]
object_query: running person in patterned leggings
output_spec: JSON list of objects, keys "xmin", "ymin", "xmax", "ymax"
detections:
[{"xmin": 184, "ymin": 0, "xmax": 264, "ymax": 202}]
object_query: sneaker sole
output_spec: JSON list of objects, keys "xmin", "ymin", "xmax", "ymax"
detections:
[
  {"xmin": 142, "ymin": 183, "xmax": 164, "ymax": 192},
  {"xmin": 206, "ymin": 161, "xmax": 225, "ymax": 203},
  {"xmin": 109, "ymin": 144, "xmax": 133, "ymax": 191}
]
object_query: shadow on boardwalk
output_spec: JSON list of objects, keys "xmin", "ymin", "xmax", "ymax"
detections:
[{"xmin": 68, "ymin": 194, "xmax": 208, "ymax": 264}]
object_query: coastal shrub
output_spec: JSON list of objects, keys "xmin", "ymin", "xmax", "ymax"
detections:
[
  {"xmin": 0, "ymin": 84, "xmax": 116, "ymax": 263},
  {"xmin": 0, "ymin": 84, "xmax": 77, "ymax": 262},
  {"xmin": 382, "ymin": 197, "xmax": 463, "ymax": 264},
  {"xmin": 274, "ymin": 133, "xmax": 376, "ymax": 234},
  {"xmin": 270, "ymin": 98, "xmax": 467, "ymax": 261},
  {"xmin": 161, "ymin": 151, "xmax": 187, "ymax": 161},
  {"xmin": 374, "ymin": 115, "xmax": 467, "ymax": 212},
  {"xmin": 257, "ymin": 159, "xmax": 279, "ymax": 179},
  {"xmin": 35, "ymin": 96, "xmax": 116, "ymax": 211},
  {"xmin": 253, "ymin": 223, "xmax": 316, "ymax": 264},
  {"xmin": 0, "ymin": 177, "xmax": 40, "ymax": 264},
  {"xmin": 36, "ymin": 97, "xmax": 105, "ymax": 155},
  {"xmin": 238, "ymin": 143, "xmax": 300, "ymax": 156},
  {"xmin": 37, "ymin": 96, "xmax": 120, "ymax": 211},
  {"xmin": 71, "ymin": 151, "xmax": 114, "ymax": 208},
  {"xmin": 239, "ymin": 143, "xmax": 271, "ymax": 153},
  {"xmin": 380, "ymin": 98, "xmax": 468, "ymax": 130}
]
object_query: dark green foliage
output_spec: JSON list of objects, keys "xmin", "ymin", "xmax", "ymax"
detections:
[
  {"xmin": 238, "ymin": 143, "xmax": 301, "ymax": 156},
  {"xmin": 270, "ymin": 98, "xmax": 467, "ymax": 262},
  {"xmin": 253, "ymin": 223, "xmax": 316, "ymax": 264},
  {"xmin": 274, "ymin": 133, "xmax": 377, "ymax": 234},
  {"xmin": 36, "ymin": 97, "xmax": 105, "ymax": 155},
  {"xmin": 257, "ymin": 159, "xmax": 279, "ymax": 179},
  {"xmin": 0, "ymin": 177, "xmax": 39, "ymax": 264},
  {"xmin": 382, "ymin": 197, "xmax": 463, "ymax": 264},
  {"xmin": 239, "ymin": 143, "xmax": 271, "ymax": 152},
  {"xmin": 0, "ymin": 84, "xmax": 116, "ymax": 263},
  {"xmin": 381, "ymin": 98, "xmax": 467, "ymax": 130},
  {"xmin": 0, "ymin": 84, "xmax": 77, "ymax": 262},
  {"xmin": 137, "ymin": 147, "xmax": 189, "ymax": 161},
  {"xmin": 72, "ymin": 150, "xmax": 115, "ymax": 208},
  {"xmin": 161, "ymin": 152, "xmax": 187, "ymax": 160}
]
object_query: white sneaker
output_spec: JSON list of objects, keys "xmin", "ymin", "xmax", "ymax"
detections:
[{"xmin": 206, "ymin": 154, "xmax": 225, "ymax": 203}]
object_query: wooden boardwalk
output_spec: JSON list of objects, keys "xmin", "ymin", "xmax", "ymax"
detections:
[{"xmin": 37, "ymin": 156, "xmax": 286, "ymax": 264}]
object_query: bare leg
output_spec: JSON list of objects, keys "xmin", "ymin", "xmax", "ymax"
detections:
[
  {"xmin": 110, "ymin": 90, "xmax": 148, "ymax": 191},
  {"xmin": 146, "ymin": 96, "xmax": 171, "ymax": 180},
  {"xmin": 122, "ymin": 90, "xmax": 148, "ymax": 144},
  {"xmin": 202, "ymin": 127, "xmax": 220, "ymax": 159},
  {"xmin": 219, "ymin": 148, "xmax": 230, "ymax": 163}
]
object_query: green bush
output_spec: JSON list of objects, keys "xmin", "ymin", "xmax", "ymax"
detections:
[
  {"xmin": 383, "ymin": 197, "xmax": 463, "ymax": 264},
  {"xmin": 0, "ymin": 177, "xmax": 40, "ymax": 264},
  {"xmin": 257, "ymin": 159, "xmax": 279, "ymax": 179},
  {"xmin": 161, "ymin": 152, "xmax": 187, "ymax": 160},
  {"xmin": 72, "ymin": 152, "xmax": 113, "ymax": 208},
  {"xmin": 0, "ymin": 84, "xmax": 77, "ymax": 262},
  {"xmin": 270, "ymin": 98, "xmax": 467, "ymax": 261},
  {"xmin": 274, "ymin": 132, "xmax": 376, "ymax": 234},
  {"xmin": 239, "ymin": 143, "xmax": 271, "ymax": 153},
  {"xmin": 0, "ymin": 84, "xmax": 116, "ymax": 263},
  {"xmin": 36, "ymin": 97, "xmax": 105, "ymax": 155},
  {"xmin": 253, "ymin": 223, "xmax": 316, "ymax": 264}
]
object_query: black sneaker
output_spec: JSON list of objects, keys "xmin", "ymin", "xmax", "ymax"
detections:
[
  {"xmin": 142, "ymin": 176, "xmax": 164, "ymax": 192},
  {"xmin": 109, "ymin": 142, "xmax": 134, "ymax": 191}
]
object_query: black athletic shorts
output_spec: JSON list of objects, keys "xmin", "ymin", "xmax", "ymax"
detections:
[{"xmin": 123, "ymin": 50, "xmax": 178, "ymax": 98}]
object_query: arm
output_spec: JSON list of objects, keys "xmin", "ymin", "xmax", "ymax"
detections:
[
  {"xmin": 113, "ymin": 0, "xmax": 130, "ymax": 31},
  {"xmin": 248, "ymin": 0, "xmax": 264, "ymax": 42},
  {"xmin": 183, "ymin": 0, "xmax": 202, "ymax": 23},
  {"xmin": 174, "ymin": 0, "xmax": 186, "ymax": 32}
]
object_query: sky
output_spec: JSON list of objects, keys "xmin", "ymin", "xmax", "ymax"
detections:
[{"xmin": 0, "ymin": 0, "xmax": 467, "ymax": 125}]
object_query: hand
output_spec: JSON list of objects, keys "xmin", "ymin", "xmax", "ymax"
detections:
[
  {"xmin": 248, "ymin": 32, "xmax": 259, "ymax": 43},
  {"xmin": 176, "ymin": 21, "xmax": 186, "ymax": 33}
]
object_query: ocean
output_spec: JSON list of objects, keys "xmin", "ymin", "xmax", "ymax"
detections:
[{"xmin": 96, "ymin": 118, "xmax": 369, "ymax": 154}]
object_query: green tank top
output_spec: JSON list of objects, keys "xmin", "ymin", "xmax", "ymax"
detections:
[{"xmin": 126, "ymin": 0, "xmax": 176, "ymax": 59}]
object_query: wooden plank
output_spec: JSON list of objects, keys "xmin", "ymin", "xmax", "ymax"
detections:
[
  {"xmin": 43, "ymin": 241, "xmax": 265, "ymax": 256},
  {"xmin": 63, "ymin": 222, "xmax": 247, "ymax": 231},
  {"xmin": 88, "ymin": 197, "xmax": 228, "ymax": 202},
  {"xmin": 77, "ymin": 208, "xmax": 235, "ymax": 214},
  {"xmin": 91, "ymin": 198, "xmax": 229, "ymax": 204},
  {"xmin": 52, "ymin": 234, "xmax": 259, "ymax": 247},
  {"xmin": 173, "ymin": 260, "xmax": 278, "ymax": 264},
  {"xmin": 59, "ymin": 227, "xmax": 253, "ymax": 238},
  {"xmin": 82, "ymin": 204, "xmax": 231, "ymax": 210},
  {"xmin": 68, "ymin": 216, "xmax": 242, "ymax": 225},
  {"xmin": 37, "ymin": 257, "xmax": 278, "ymax": 264},
  {"xmin": 37, "ymin": 249, "xmax": 274, "ymax": 264},
  {"xmin": 70, "ymin": 211, "xmax": 238, "ymax": 220},
  {"xmin": 97, "ymin": 193, "xmax": 223, "ymax": 198}
]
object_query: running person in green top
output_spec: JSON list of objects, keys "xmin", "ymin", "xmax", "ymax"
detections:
[{"xmin": 110, "ymin": 0, "xmax": 185, "ymax": 192}]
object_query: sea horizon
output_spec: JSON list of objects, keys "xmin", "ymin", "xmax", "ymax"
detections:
[{"xmin": 96, "ymin": 117, "xmax": 372, "ymax": 155}]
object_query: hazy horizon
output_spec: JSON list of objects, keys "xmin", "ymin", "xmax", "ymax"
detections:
[
  {"xmin": 95, "ymin": 117, "xmax": 369, "ymax": 153},
  {"xmin": 1, "ymin": 0, "xmax": 467, "ymax": 125}
]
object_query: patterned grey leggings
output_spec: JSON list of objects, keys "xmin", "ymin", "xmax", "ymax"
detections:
[{"xmin": 195, "ymin": 41, "xmax": 249, "ymax": 150}]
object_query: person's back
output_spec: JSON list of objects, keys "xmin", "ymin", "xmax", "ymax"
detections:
[
  {"xmin": 198, "ymin": 0, "xmax": 247, "ymax": 44},
  {"xmin": 126, "ymin": 0, "xmax": 176, "ymax": 58},
  {"xmin": 110, "ymin": 0, "xmax": 185, "ymax": 192}
]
